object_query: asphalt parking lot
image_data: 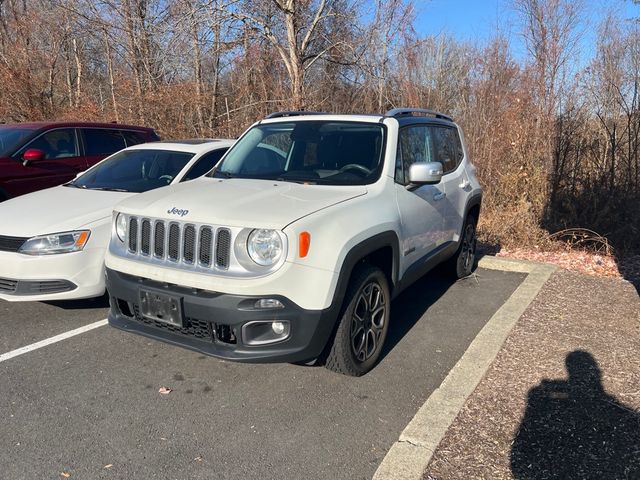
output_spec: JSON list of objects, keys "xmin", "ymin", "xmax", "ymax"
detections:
[{"xmin": 0, "ymin": 267, "xmax": 525, "ymax": 480}]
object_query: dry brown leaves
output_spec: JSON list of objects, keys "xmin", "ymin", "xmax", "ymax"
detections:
[{"xmin": 495, "ymin": 248, "xmax": 640, "ymax": 286}]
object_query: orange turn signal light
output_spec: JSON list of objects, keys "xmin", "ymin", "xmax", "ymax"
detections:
[
  {"xmin": 75, "ymin": 231, "xmax": 90, "ymax": 247},
  {"xmin": 299, "ymin": 232, "xmax": 311, "ymax": 258}
]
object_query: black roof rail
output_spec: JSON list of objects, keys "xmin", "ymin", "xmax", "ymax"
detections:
[
  {"xmin": 265, "ymin": 111, "xmax": 328, "ymax": 119},
  {"xmin": 385, "ymin": 108, "xmax": 453, "ymax": 122}
]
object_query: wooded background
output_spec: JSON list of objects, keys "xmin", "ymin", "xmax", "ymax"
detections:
[{"xmin": 0, "ymin": 0, "xmax": 638, "ymax": 255}]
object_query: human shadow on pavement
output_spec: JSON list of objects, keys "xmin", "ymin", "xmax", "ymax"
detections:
[
  {"xmin": 380, "ymin": 269, "xmax": 456, "ymax": 361},
  {"xmin": 510, "ymin": 350, "xmax": 640, "ymax": 479}
]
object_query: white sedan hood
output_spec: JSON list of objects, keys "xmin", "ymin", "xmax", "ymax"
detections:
[
  {"xmin": 0, "ymin": 186, "xmax": 133, "ymax": 237},
  {"xmin": 115, "ymin": 178, "xmax": 368, "ymax": 229}
]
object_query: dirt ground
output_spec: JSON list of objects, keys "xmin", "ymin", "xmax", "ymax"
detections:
[{"xmin": 423, "ymin": 269, "xmax": 640, "ymax": 480}]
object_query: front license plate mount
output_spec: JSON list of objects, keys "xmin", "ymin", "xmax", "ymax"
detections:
[{"xmin": 139, "ymin": 289, "xmax": 183, "ymax": 327}]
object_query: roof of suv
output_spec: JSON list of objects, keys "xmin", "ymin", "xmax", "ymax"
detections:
[
  {"xmin": 0, "ymin": 121, "xmax": 156, "ymax": 131},
  {"xmin": 259, "ymin": 109, "xmax": 457, "ymax": 127}
]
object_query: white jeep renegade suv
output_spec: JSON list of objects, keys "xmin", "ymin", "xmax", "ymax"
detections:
[{"xmin": 106, "ymin": 109, "xmax": 482, "ymax": 376}]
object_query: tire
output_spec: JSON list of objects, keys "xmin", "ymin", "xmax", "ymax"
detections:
[
  {"xmin": 445, "ymin": 214, "xmax": 478, "ymax": 279},
  {"xmin": 324, "ymin": 264, "xmax": 390, "ymax": 376}
]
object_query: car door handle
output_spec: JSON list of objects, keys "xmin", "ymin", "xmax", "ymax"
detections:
[
  {"xmin": 459, "ymin": 179, "xmax": 470, "ymax": 189},
  {"xmin": 433, "ymin": 192, "xmax": 446, "ymax": 201}
]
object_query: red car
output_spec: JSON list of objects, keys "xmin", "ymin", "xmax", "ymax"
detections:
[{"xmin": 0, "ymin": 122, "xmax": 160, "ymax": 201}]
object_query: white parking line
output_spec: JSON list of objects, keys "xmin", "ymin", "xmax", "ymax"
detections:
[{"xmin": 0, "ymin": 319, "xmax": 108, "ymax": 363}]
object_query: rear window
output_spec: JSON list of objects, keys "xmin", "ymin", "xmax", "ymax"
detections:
[
  {"xmin": 432, "ymin": 126, "xmax": 463, "ymax": 173},
  {"xmin": 122, "ymin": 130, "xmax": 148, "ymax": 147},
  {"xmin": 182, "ymin": 148, "xmax": 228, "ymax": 181},
  {"xmin": 82, "ymin": 129, "xmax": 126, "ymax": 156}
]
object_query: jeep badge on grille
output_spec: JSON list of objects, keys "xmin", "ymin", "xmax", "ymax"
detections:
[{"xmin": 167, "ymin": 207, "xmax": 189, "ymax": 217}]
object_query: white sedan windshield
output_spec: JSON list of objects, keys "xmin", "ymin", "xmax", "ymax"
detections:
[{"xmin": 69, "ymin": 149, "xmax": 194, "ymax": 192}]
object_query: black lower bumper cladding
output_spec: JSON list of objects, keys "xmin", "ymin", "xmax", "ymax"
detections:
[
  {"xmin": 0, "ymin": 277, "xmax": 76, "ymax": 295},
  {"xmin": 105, "ymin": 268, "xmax": 338, "ymax": 363}
]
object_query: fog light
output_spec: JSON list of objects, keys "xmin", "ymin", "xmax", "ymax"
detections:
[
  {"xmin": 255, "ymin": 298, "xmax": 284, "ymax": 309},
  {"xmin": 242, "ymin": 320, "xmax": 291, "ymax": 346}
]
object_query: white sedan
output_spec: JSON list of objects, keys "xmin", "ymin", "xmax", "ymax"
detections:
[{"xmin": 0, "ymin": 139, "xmax": 234, "ymax": 301}]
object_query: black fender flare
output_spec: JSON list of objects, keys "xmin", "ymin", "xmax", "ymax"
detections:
[
  {"xmin": 330, "ymin": 231, "xmax": 400, "ymax": 314},
  {"xmin": 464, "ymin": 192, "xmax": 482, "ymax": 221}
]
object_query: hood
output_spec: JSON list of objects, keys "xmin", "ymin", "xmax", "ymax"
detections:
[
  {"xmin": 0, "ymin": 185, "xmax": 133, "ymax": 237},
  {"xmin": 115, "ymin": 178, "xmax": 368, "ymax": 229}
]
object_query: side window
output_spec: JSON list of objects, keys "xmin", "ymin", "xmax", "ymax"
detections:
[
  {"xmin": 120, "ymin": 130, "xmax": 147, "ymax": 147},
  {"xmin": 395, "ymin": 125, "xmax": 432, "ymax": 185},
  {"xmin": 20, "ymin": 129, "xmax": 78, "ymax": 160},
  {"xmin": 181, "ymin": 148, "xmax": 228, "ymax": 181},
  {"xmin": 82, "ymin": 129, "xmax": 126, "ymax": 156},
  {"xmin": 431, "ymin": 126, "xmax": 463, "ymax": 174},
  {"xmin": 121, "ymin": 130, "xmax": 147, "ymax": 147}
]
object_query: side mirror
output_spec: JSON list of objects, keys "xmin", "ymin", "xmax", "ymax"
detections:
[
  {"xmin": 22, "ymin": 148, "xmax": 46, "ymax": 166},
  {"xmin": 408, "ymin": 162, "xmax": 443, "ymax": 186}
]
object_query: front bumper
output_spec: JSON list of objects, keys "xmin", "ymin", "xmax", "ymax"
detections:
[
  {"xmin": 106, "ymin": 268, "xmax": 338, "ymax": 363},
  {"xmin": 0, "ymin": 248, "xmax": 106, "ymax": 302}
]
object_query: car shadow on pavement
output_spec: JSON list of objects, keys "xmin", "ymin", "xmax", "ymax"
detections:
[
  {"xmin": 380, "ymin": 269, "xmax": 456, "ymax": 362},
  {"xmin": 44, "ymin": 293, "xmax": 110, "ymax": 310},
  {"xmin": 510, "ymin": 350, "xmax": 640, "ymax": 479}
]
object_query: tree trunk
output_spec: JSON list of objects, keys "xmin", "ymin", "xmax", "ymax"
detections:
[
  {"xmin": 73, "ymin": 38, "xmax": 82, "ymax": 108},
  {"xmin": 190, "ymin": 4, "xmax": 203, "ymax": 133},
  {"xmin": 104, "ymin": 29, "xmax": 119, "ymax": 122}
]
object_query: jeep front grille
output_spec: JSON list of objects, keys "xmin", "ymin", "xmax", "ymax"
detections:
[
  {"xmin": 199, "ymin": 227, "xmax": 213, "ymax": 266},
  {"xmin": 183, "ymin": 225, "xmax": 195, "ymax": 263},
  {"xmin": 141, "ymin": 220, "xmax": 151, "ymax": 255},
  {"xmin": 215, "ymin": 228, "xmax": 231, "ymax": 269},
  {"xmin": 128, "ymin": 218, "xmax": 138, "ymax": 253},
  {"xmin": 125, "ymin": 217, "xmax": 233, "ymax": 272},
  {"xmin": 168, "ymin": 223, "xmax": 180, "ymax": 261},
  {"xmin": 154, "ymin": 222, "xmax": 165, "ymax": 257}
]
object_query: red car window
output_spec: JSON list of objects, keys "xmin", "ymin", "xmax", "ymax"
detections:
[
  {"xmin": 82, "ymin": 129, "xmax": 126, "ymax": 156},
  {"xmin": 21, "ymin": 129, "xmax": 78, "ymax": 159}
]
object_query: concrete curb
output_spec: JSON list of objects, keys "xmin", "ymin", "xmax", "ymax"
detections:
[{"xmin": 373, "ymin": 256, "xmax": 557, "ymax": 480}]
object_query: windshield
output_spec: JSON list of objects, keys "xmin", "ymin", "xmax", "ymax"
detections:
[
  {"xmin": 68, "ymin": 149, "xmax": 194, "ymax": 193},
  {"xmin": 211, "ymin": 121, "xmax": 385, "ymax": 185},
  {"xmin": 0, "ymin": 127, "xmax": 37, "ymax": 156}
]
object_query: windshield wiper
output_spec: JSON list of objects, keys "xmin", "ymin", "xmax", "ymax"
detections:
[
  {"xmin": 64, "ymin": 182, "xmax": 87, "ymax": 189},
  {"xmin": 88, "ymin": 187, "xmax": 130, "ymax": 192},
  {"xmin": 213, "ymin": 170, "xmax": 235, "ymax": 179},
  {"xmin": 272, "ymin": 177, "xmax": 316, "ymax": 185}
]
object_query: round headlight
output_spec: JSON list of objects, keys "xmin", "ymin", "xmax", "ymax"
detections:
[
  {"xmin": 115, "ymin": 213, "xmax": 127, "ymax": 242},
  {"xmin": 247, "ymin": 229, "xmax": 283, "ymax": 266}
]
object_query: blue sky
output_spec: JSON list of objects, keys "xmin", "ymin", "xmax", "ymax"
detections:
[{"xmin": 412, "ymin": 0, "xmax": 639, "ymax": 64}]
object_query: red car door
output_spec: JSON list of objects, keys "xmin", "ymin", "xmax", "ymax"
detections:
[{"xmin": 9, "ymin": 128, "xmax": 87, "ymax": 196}]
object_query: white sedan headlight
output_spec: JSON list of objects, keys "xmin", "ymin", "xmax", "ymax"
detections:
[
  {"xmin": 247, "ymin": 229, "xmax": 283, "ymax": 266},
  {"xmin": 19, "ymin": 230, "xmax": 91, "ymax": 255},
  {"xmin": 115, "ymin": 213, "xmax": 127, "ymax": 242}
]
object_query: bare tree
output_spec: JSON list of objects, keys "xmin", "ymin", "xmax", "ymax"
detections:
[
  {"xmin": 514, "ymin": 0, "xmax": 584, "ymax": 116},
  {"xmin": 226, "ymin": 0, "xmax": 355, "ymax": 109}
]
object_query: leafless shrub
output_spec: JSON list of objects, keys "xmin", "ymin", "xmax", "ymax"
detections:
[{"xmin": 0, "ymin": 0, "xmax": 637, "ymax": 255}]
